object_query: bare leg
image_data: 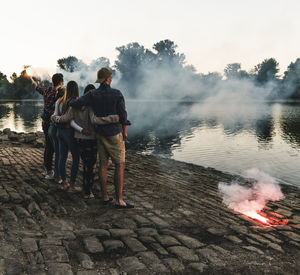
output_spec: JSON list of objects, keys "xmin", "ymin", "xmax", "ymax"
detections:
[
  {"xmin": 114, "ymin": 163, "xmax": 126, "ymax": 206},
  {"xmin": 99, "ymin": 160, "xmax": 109, "ymax": 201}
]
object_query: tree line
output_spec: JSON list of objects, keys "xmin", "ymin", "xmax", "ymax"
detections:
[{"xmin": 1, "ymin": 39, "xmax": 300, "ymax": 99}]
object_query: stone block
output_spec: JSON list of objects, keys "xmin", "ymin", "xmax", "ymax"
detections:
[
  {"xmin": 155, "ymin": 235, "xmax": 180, "ymax": 247},
  {"xmin": 39, "ymin": 238, "xmax": 62, "ymax": 247},
  {"xmin": 137, "ymin": 251, "xmax": 160, "ymax": 265},
  {"xmin": 132, "ymin": 215, "xmax": 152, "ymax": 226},
  {"xmin": 280, "ymin": 231, "xmax": 300, "ymax": 242},
  {"xmin": 102, "ymin": 240, "xmax": 124, "ymax": 252},
  {"xmin": 117, "ymin": 256, "xmax": 147, "ymax": 273},
  {"xmin": 148, "ymin": 216, "xmax": 169, "ymax": 228},
  {"xmin": 138, "ymin": 236, "xmax": 156, "ymax": 244},
  {"xmin": 225, "ymin": 235, "xmax": 243, "ymax": 244},
  {"xmin": 207, "ymin": 226, "xmax": 229, "ymax": 236},
  {"xmin": 136, "ymin": 227, "xmax": 158, "ymax": 236},
  {"xmin": 1, "ymin": 209, "xmax": 18, "ymax": 222},
  {"xmin": 41, "ymin": 246, "xmax": 69, "ymax": 263},
  {"xmin": 188, "ymin": 262, "xmax": 207, "ymax": 273},
  {"xmin": 242, "ymin": 246, "xmax": 264, "ymax": 255},
  {"xmin": 196, "ymin": 248, "xmax": 225, "ymax": 266},
  {"xmin": 83, "ymin": 236, "xmax": 104, "ymax": 253},
  {"xmin": 0, "ymin": 189, "xmax": 10, "ymax": 202},
  {"xmin": 14, "ymin": 205, "xmax": 31, "ymax": 217},
  {"xmin": 3, "ymin": 128, "xmax": 11, "ymax": 134},
  {"xmin": 150, "ymin": 243, "xmax": 169, "ymax": 255},
  {"xmin": 122, "ymin": 237, "xmax": 147, "ymax": 252},
  {"xmin": 24, "ymin": 134, "xmax": 37, "ymax": 143},
  {"xmin": 173, "ymin": 234, "xmax": 205, "ymax": 248},
  {"xmin": 47, "ymin": 263, "xmax": 73, "ymax": 275},
  {"xmin": 76, "ymin": 252, "xmax": 94, "ymax": 270},
  {"xmin": 162, "ymin": 258, "xmax": 185, "ymax": 272},
  {"xmin": 75, "ymin": 228, "xmax": 110, "ymax": 238},
  {"xmin": 46, "ymin": 231, "xmax": 76, "ymax": 240},
  {"xmin": 109, "ymin": 229, "xmax": 136, "ymax": 238},
  {"xmin": 21, "ymin": 238, "xmax": 38, "ymax": 253},
  {"xmin": 168, "ymin": 246, "xmax": 199, "ymax": 262}
]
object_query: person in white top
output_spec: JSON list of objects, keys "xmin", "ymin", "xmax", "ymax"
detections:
[{"xmin": 54, "ymin": 81, "xmax": 81, "ymax": 192}]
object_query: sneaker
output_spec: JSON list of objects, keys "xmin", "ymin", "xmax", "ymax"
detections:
[
  {"xmin": 54, "ymin": 175, "xmax": 63, "ymax": 184},
  {"xmin": 45, "ymin": 171, "xmax": 54, "ymax": 180}
]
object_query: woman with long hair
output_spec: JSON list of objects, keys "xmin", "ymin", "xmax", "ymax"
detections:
[
  {"xmin": 52, "ymin": 84, "xmax": 119, "ymax": 198},
  {"xmin": 54, "ymin": 80, "xmax": 81, "ymax": 192}
]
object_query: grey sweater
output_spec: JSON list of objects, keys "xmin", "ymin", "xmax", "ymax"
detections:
[{"xmin": 53, "ymin": 106, "xmax": 119, "ymax": 140}]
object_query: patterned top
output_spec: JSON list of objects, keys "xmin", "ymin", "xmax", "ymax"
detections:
[{"xmin": 36, "ymin": 86, "xmax": 57, "ymax": 126}]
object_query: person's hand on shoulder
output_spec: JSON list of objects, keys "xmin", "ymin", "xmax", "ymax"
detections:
[{"xmin": 81, "ymin": 128, "xmax": 90, "ymax": 136}]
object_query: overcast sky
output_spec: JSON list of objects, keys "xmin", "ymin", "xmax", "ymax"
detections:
[{"xmin": 1, "ymin": 0, "xmax": 299, "ymax": 77}]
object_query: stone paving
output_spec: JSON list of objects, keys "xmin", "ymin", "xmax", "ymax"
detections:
[{"xmin": 0, "ymin": 131, "xmax": 299, "ymax": 274}]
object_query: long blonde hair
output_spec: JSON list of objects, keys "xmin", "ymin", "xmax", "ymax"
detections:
[{"xmin": 57, "ymin": 81, "xmax": 79, "ymax": 114}]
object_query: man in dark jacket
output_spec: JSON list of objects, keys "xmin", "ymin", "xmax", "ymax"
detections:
[
  {"xmin": 70, "ymin": 68, "xmax": 133, "ymax": 208},
  {"xmin": 32, "ymin": 73, "xmax": 64, "ymax": 179}
]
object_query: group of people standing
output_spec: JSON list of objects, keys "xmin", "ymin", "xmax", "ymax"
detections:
[{"xmin": 33, "ymin": 68, "xmax": 133, "ymax": 208}]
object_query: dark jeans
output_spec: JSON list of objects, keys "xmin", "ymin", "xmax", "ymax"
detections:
[
  {"xmin": 57, "ymin": 128, "xmax": 80, "ymax": 183},
  {"xmin": 78, "ymin": 139, "xmax": 97, "ymax": 195},
  {"xmin": 48, "ymin": 123, "xmax": 59, "ymax": 176},
  {"xmin": 42, "ymin": 122, "xmax": 54, "ymax": 172}
]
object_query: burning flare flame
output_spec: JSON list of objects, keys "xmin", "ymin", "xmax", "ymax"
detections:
[
  {"xmin": 25, "ymin": 68, "xmax": 33, "ymax": 78},
  {"xmin": 243, "ymin": 210, "xmax": 268, "ymax": 224}
]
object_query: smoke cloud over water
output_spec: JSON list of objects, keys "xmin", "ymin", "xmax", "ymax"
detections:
[
  {"xmin": 58, "ymin": 64, "xmax": 277, "ymax": 137},
  {"xmin": 218, "ymin": 168, "xmax": 285, "ymax": 220},
  {"xmin": 39, "ymin": 41, "xmax": 288, "ymax": 139}
]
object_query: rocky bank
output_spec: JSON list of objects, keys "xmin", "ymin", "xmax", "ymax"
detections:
[{"xmin": 0, "ymin": 129, "xmax": 299, "ymax": 274}]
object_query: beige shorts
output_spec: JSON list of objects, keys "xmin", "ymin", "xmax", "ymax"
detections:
[{"xmin": 96, "ymin": 132, "xmax": 125, "ymax": 164}]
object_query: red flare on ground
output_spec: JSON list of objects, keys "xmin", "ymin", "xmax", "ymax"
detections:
[
  {"xmin": 241, "ymin": 210, "xmax": 288, "ymax": 226},
  {"xmin": 243, "ymin": 211, "xmax": 268, "ymax": 224}
]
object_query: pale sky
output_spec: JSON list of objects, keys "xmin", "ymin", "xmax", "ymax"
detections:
[{"xmin": 1, "ymin": 0, "xmax": 300, "ymax": 78}]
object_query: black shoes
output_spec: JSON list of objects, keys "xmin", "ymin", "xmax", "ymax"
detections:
[{"xmin": 115, "ymin": 203, "xmax": 134, "ymax": 209}]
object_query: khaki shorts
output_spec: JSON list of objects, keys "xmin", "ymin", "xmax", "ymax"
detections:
[{"xmin": 96, "ymin": 132, "xmax": 125, "ymax": 164}]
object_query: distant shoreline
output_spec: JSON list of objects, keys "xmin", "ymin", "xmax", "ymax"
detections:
[{"xmin": 0, "ymin": 99, "xmax": 42, "ymax": 102}]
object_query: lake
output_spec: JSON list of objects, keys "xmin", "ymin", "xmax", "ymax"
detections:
[{"xmin": 1, "ymin": 100, "xmax": 300, "ymax": 188}]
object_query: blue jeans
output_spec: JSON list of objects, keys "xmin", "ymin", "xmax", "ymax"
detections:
[
  {"xmin": 57, "ymin": 128, "xmax": 80, "ymax": 183},
  {"xmin": 48, "ymin": 123, "xmax": 59, "ymax": 177}
]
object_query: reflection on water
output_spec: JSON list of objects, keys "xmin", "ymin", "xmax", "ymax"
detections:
[
  {"xmin": 280, "ymin": 105, "xmax": 300, "ymax": 147},
  {"xmin": 0, "ymin": 100, "xmax": 300, "ymax": 188},
  {"xmin": 0, "ymin": 101, "xmax": 43, "ymax": 132}
]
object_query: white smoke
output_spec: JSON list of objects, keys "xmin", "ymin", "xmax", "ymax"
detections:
[
  {"xmin": 36, "ymin": 49, "xmax": 280, "ymax": 136},
  {"xmin": 218, "ymin": 168, "xmax": 285, "ymax": 214}
]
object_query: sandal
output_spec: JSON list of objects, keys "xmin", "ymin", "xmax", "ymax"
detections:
[
  {"xmin": 61, "ymin": 182, "xmax": 70, "ymax": 190},
  {"xmin": 83, "ymin": 193, "xmax": 95, "ymax": 199},
  {"xmin": 68, "ymin": 186, "xmax": 82, "ymax": 193}
]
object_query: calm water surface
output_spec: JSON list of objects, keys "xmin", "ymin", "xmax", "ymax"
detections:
[{"xmin": 0, "ymin": 100, "xmax": 299, "ymax": 188}]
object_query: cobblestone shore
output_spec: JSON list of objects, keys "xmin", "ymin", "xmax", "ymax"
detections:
[{"xmin": 0, "ymin": 130, "xmax": 299, "ymax": 274}]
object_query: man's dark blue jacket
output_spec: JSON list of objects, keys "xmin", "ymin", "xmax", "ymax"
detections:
[{"xmin": 69, "ymin": 83, "xmax": 127, "ymax": 136}]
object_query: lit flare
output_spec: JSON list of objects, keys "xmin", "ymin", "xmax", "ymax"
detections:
[
  {"xmin": 243, "ymin": 210, "xmax": 268, "ymax": 224},
  {"xmin": 25, "ymin": 68, "xmax": 34, "ymax": 83}
]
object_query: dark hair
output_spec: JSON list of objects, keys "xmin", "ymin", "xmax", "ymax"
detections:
[
  {"xmin": 57, "ymin": 81, "xmax": 79, "ymax": 114},
  {"xmin": 56, "ymin": 87, "xmax": 65, "ymax": 98},
  {"xmin": 52, "ymin": 73, "xmax": 64, "ymax": 87},
  {"xmin": 84, "ymin": 84, "xmax": 95, "ymax": 95}
]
